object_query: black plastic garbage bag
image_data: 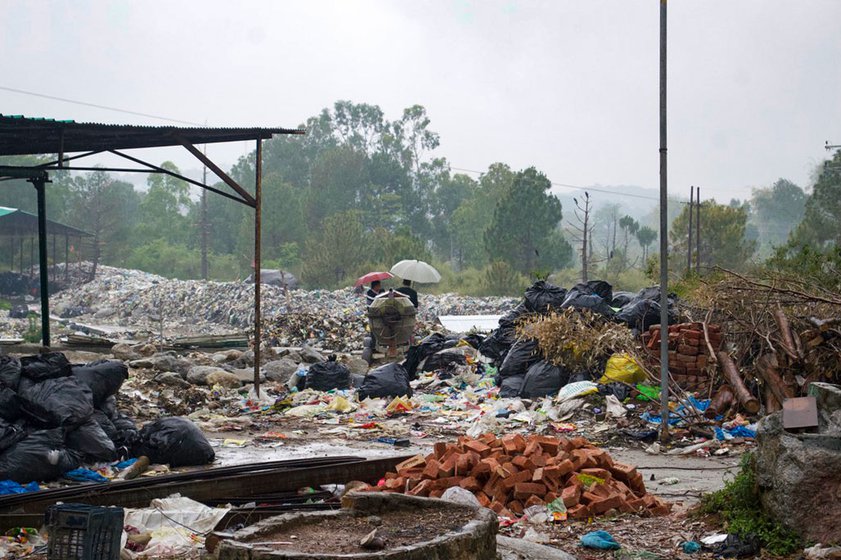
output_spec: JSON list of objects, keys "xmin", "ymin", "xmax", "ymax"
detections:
[
  {"xmin": 306, "ymin": 357, "xmax": 351, "ymax": 391},
  {"xmin": 91, "ymin": 410, "xmax": 118, "ymax": 442},
  {"xmin": 0, "ymin": 388, "xmax": 21, "ymax": 423},
  {"xmin": 422, "ymin": 348, "xmax": 468, "ymax": 372},
  {"xmin": 0, "ymin": 356, "xmax": 21, "ymax": 390},
  {"xmin": 135, "ymin": 417, "xmax": 215, "ymax": 468},
  {"xmin": 499, "ymin": 303, "xmax": 530, "ymax": 327},
  {"xmin": 403, "ymin": 333, "xmax": 457, "ymax": 378},
  {"xmin": 0, "ymin": 419, "xmax": 25, "ymax": 453},
  {"xmin": 20, "ymin": 352, "xmax": 71, "ymax": 382},
  {"xmin": 99, "ymin": 395, "xmax": 117, "ymax": 418},
  {"xmin": 66, "ymin": 418, "xmax": 117, "ymax": 462},
  {"xmin": 499, "ymin": 375, "xmax": 524, "ymax": 398},
  {"xmin": 599, "ymin": 382, "xmax": 632, "ymax": 401},
  {"xmin": 460, "ymin": 333, "xmax": 485, "ymax": 350},
  {"xmin": 111, "ymin": 413, "xmax": 139, "ymax": 450},
  {"xmin": 520, "ymin": 361, "xmax": 570, "ymax": 398},
  {"xmin": 710, "ymin": 534, "xmax": 760, "ymax": 558},
  {"xmin": 616, "ymin": 299, "xmax": 668, "ymax": 331},
  {"xmin": 357, "ymin": 363, "xmax": 412, "ymax": 400},
  {"xmin": 524, "ymin": 281, "xmax": 567, "ymax": 313},
  {"xmin": 498, "ymin": 339, "xmax": 540, "ymax": 379},
  {"xmin": 72, "ymin": 360, "xmax": 128, "ymax": 407},
  {"xmin": 574, "ymin": 280, "xmax": 613, "ymax": 301},
  {"xmin": 0, "ymin": 428, "xmax": 80, "ymax": 483},
  {"xmin": 19, "ymin": 376, "xmax": 94, "ymax": 428},
  {"xmin": 478, "ymin": 326, "xmax": 517, "ymax": 364},
  {"xmin": 561, "ymin": 290, "xmax": 615, "ymax": 316},
  {"xmin": 610, "ymin": 291, "xmax": 636, "ymax": 308}
]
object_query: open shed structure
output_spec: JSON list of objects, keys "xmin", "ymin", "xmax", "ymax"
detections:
[{"xmin": 0, "ymin": 113, "xmax": 304, "ymax": 394}]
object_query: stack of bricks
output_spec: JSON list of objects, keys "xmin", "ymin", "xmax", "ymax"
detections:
[
  {"xmin": 366, "ymin": 433, "xmax": 671, "ymax": 519},
  {"xmin": 640, "ymin": 322, "xmax": 723, "ymax": 393}
]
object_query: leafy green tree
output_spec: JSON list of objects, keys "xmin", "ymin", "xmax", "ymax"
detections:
[
  {"xmin": 669, "ymin": 200, "xmax": 757, "ymax": 272},
  {"xmin": 636, "ymin": 226, "xmax": 657, "ymax": 262},
  {"xmin": 483, "ymin": 167, "xmax": 572, "ymax": 275},
  {"xmin": 786, "ymin": 153, "xmax": 841, "ymax": 248},
  {"xmin": 301, "ymin": 210, "xmax": 369, "ymax": 288},
  {"xmin": 136, "ymin": 162, "xmax": 193, "ymax": 245},
  {"xmin": 66, "ymin": 170, "xmax": 140, "ymax": 278}
]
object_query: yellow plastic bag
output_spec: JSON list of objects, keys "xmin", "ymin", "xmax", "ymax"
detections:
[{"xmin": 599, "ymin": 354, "xmax": 646, "ymax": 385}]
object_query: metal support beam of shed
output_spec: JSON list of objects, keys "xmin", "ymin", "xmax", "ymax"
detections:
[{"xmin": 31, "ymin": 174, "xmax": 50, "ymax": 347}]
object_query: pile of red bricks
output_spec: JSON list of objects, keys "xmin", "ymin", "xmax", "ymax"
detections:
[
  {"xmin": 641, "ymin": 322, "xmax": 723, "ymax": 393},
  {"xmin": 366, "ymin": 433, "xmax": 671, "ymax": 519}
]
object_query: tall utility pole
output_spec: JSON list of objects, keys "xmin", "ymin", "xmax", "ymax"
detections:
[
  {"xmin": 658, "ymin": 0, "xmax": 670, "ymax": 443},
  {"xmin": 696, "ymin": 187, "xmax": 701, "ymax": 274},
  {"xmin": 687, "ymin": 186, "xmax": 694, "ymax": 275},
  {"xmin": 200, "ymin": 162, "xmax": 209, "ymax": 280}
]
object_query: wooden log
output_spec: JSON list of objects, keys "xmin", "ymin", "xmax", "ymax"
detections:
[
  {"xmin": 716, "ymin": 351, "xmax": 760, "ymax": 414},
  {"xmin": 755, "ymin": 354, "xmax": 796, "ymax": 406},
  {"xmin": 763, "ymin": 383, "xmax": 782, "ymax": 414},
  {"xmin": 705, "ymin": 385, "xmax": 735, "ymax": 419},
  {"xmin": 773, "ymin": 307, "xmax": 799, "ymax": 361}
]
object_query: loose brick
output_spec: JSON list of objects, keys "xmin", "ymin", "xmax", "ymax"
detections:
[
  {"xmin": 395, "ymin": 454, "xmax": 426, "ymax": 472},
  {"xmin": 523, "ymin": 439, "xmax": 542, "ymax": 457},
  {"xmin": 501, "ymin": 434, "xmax": 526, "ymax": 454},
  {"xmin": 554, "ymin": 459, "xmax": 575, "ymax": 477},
  {"xmin": 587, "ymin": 449, "xmax": 614, "ymax": 468},
  {"xmin": 544, "ymin": 492, "xmax": 559, "ymax": 504},
  {"xmin": 459, "ymin": 476, "xmax": 483, "ymax": 493},
  {"xmin": 508, "ymin": 500, "xmax": 524, "ymax": 516},
  {"xmin": 489, "ymin": 501, "xmax": 505, "ymax": 514},
  {"xmin": 455, "ymin": 453, "xmax": 471, "ymax": 476},
  {"xmin": 589, "ymin": 494, "xmax": 623, "ymax": 514},
  {"xmin": 530, "ymin": 453, "xmax": 547, "ymax": 468},
  {"xmin": 429, "ymin": 489, "xmax": 444, "ymax": 498},
  {"xmin": 407, "ymin": 479, "xmax": 433, "ymax": 497},
  {"xmin": 568, "ymin": 504, "xmax": 591, "ymax": 519},
  {"xmin": 512, "ymin": 455, "xmax": 530, "ymax": 469},
  {"xmin": 462, "ymin": 439, "xmax": 491, "ymax": 457},
  {"xmin": 514, "ymin": 482, "xmax": 547, "ymax": 501},
  {"xmin": 502, "ymin": 469, "xmax": 533, "ymax": 490},
  {"xmin": 433, "ymin": 442, "xmax": 448, "ymax": 459},
  {"xmin": 561, "ymin": 484, "xmax": 580, "ymax": 508},
  {"xmin": 524, "ymin": 495, "xmax": 545, "ymax": 509},
  {"xmin": 478, "ymin": 433, "xmax": 497, "ymax": 445},
  {"xmin": 580, "ymin": 467, "xmax": 613, "ymax": 481},
  {"xmin": 421, "ymin": 459, "xmax": 441, "ymax": 480},
  {"xmin": 534, "ymin": 435, "xmax": 560, "ymax": 455},
  {"xmin": 569, "ymin": 436, "xmax": 590, "ymax": 449},
  {"xmin": 476, "ymin": 491, "xmax": 491, "ymax": 508}
]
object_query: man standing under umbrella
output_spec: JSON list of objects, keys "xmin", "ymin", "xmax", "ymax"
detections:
[
  {"xmin": 396, "ymin": 279, "xmax": 418, "ymax": 308},
  {"xmin": 366, "ymin": 280, "xmax": 384, "ymax": 305}
]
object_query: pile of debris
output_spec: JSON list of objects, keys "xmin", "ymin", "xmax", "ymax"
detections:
[
  {"xmin": 0, "ymin": 351, "xmax": 214, "ymax": 485},
  {"xmin": 366, "ymin": 433, "xmax": 671, "ymax": 519}
]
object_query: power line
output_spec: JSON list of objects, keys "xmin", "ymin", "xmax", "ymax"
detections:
[
  {"xmin": 0, "ymin": 85, "xmax": 201, "ymax": 126},
  {"xmin": 451, "ymin": 166, "xmax": 675, "ymax": 202}
]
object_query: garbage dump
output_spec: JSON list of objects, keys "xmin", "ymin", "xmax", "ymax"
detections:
[{"xmin": 0, "ymin": 351, "xmax": 213, "ymax": 484}]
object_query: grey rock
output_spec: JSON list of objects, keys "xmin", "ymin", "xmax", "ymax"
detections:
[
  {"xmin": 285, "ymin": 350, "xmax": 302, "ymax": 363},
  {"xmin": 231, "ymin": 368, "xmax": 265, "ymax": 385},
  {"xmin": 111, "ymin": 343, "xmax": 141, "ymax": 361},
  {"xmin": 300, "ymin": 345, "xmax": 326, "ymax": 364},
  {"xmin": 206, "ymin": 369, "xmax": 242, "ymax": 388},
  {"xmin": 129, "ymin": 353, "xmax": 192, "ymax": 375},
  {"xmin": 811, "ymin": 382, "xmax": 841, "ymax": 436},
  {"xmin": 93, "ymin": 307, "xmax": 116, "ymax": 319},
  {"xmin": 153, "ymin": 371, "xmax": 191, "ymax": 388},
  {"xmin": 211, "ymin": 349, "xmax": 243, "ymax": 364},
  {"xmin": 756, "ymin": 402, "xmax": 841, "ymax": 543},
  {"xmin": 187, "ymin": 365, "xmax": 230, "ymax": 386},
  {"xmin": 262, "ymin": 358, "xmax": 298, "ymax": 382},
  {"xmin": 343, "ymin": 356, "xmax": 369, "ymax": 375},
  {"xmin": 497, "ymin": 536, "xmax": 577, "ymax": 560}
]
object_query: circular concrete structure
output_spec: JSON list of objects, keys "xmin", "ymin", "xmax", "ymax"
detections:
[{"xmin": 217, "ymin": 492, "xmax": 498, "ymax": 560}]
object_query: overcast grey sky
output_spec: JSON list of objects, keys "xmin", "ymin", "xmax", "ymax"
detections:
[{"xmin": 2, "ymin": 0, "xmax": 840, "ymax": 202}]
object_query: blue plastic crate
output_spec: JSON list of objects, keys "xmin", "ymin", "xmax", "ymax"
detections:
[{"xmin": 46, "ymin": 504, "xmax": 123, "ymax": 560}]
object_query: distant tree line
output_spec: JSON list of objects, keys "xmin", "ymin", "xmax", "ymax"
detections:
[{"xmin": 0, "ymin": 100, "xmax": 835, "ymax": 294}]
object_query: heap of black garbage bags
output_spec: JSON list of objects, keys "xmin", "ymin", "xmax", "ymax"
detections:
[{"xmin": 0, "ymin": 352, "xmax": 214, "ymax": 484}]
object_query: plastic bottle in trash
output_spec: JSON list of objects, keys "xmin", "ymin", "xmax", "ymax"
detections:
[{"xmin": 286, "ymin": 365, "xmax": 308, "ymax": 391}]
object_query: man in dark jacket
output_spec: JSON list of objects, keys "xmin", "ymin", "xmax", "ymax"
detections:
[
  {"xmin": 396, "ymin": 279, "xmax": 418, "ymax": 308},
  {"xmin": 366, "ymin": 280, "xmax": 383, "ymax": 305}
]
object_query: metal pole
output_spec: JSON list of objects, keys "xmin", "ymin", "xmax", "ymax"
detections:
[
  {"xmin": 253, "ymin": 139, "xmax": 263, "ymax": 396},
  {"xmin": 687, "ymin": 186, "xmax": 694, "ymax": 276},
  {"xmin": 658, "ymin": 0, "xmax": 670, "ymax": 442},
  {"xmin": 64, "ymin": 234, "xmax": 69, "ymax": 282},
  {"xmin": 696, "ymin": 187, "xmax": 701, "ymax": 273},
  {"xmin": 32, "ymin": 175, "xmax": 51, "ymax": 347}
]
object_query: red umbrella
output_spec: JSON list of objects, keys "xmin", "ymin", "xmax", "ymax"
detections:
[{"xmin": 354, "ymin": 271, "xmax": 393, "ymax": 287}]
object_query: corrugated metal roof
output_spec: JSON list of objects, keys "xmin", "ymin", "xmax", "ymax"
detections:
[
  {"xmin": 0, "ymin": 114, "xmax": 304, "ymax": 156},
  {"xmin": 0, "ymin": 206, "xmax": 91, "ymax": 237}
]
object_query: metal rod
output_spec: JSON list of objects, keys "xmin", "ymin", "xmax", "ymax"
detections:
[
  {"xmin": 32, "ymin": 176, "xmax": 51, "ymax": 347},
  {"xmin": 254, "ymin": 138, "xmax": 262, "ymax": 396},
  {"xmin": 64, "ymin": 234, "xmax": 69, "ymax": 282},
  {"xmin": 658, "ymin": 0, "xmax": 670, "ymax": 443},
  {"xmin": 696, "ymin": 187, "xmax": 701, "ymax": 273},
  {"xmin": 108, "ymin": 151, "xmax": 250, "ymax": 206},
  {"xmin": 687, "ymin": 186, "xmax": 693, "ymax": 275},
  {"xmin": 178, "ymin": 138, "xmax": 257, "ymax": 207}
]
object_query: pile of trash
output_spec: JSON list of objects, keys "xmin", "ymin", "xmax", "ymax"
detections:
[
  {"xmin": 365, "ymin": 433, "xmax": 671, "ymax": 520},
  {"xmin": 45, "ymin": 264, "xmax": 517, "ymax": 345},
  {"xmin": 0, "ymin": 351, "xmax": 214, "ymax": 485}
]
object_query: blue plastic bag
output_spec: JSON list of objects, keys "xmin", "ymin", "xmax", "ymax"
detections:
[
  {"xmin": 63, "ymin": 468, "xmax": 108, "ymax": 483},
  {"xmin": 580, "ymin": 530, "xmax": 621, "ymax": 550}
]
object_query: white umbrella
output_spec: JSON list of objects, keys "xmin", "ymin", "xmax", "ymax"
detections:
[{"xmin": 390, "ymin": 259, "xmax": 442, "ymax": 283}]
